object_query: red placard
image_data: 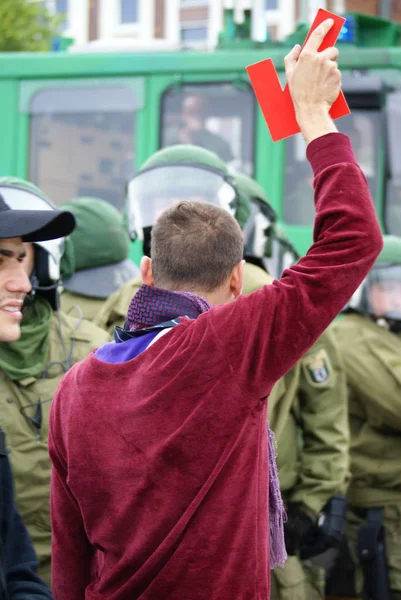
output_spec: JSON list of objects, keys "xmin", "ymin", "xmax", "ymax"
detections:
[{"xmin": 246, "ymin": 9, "xmax": 350, "ymax": 142}]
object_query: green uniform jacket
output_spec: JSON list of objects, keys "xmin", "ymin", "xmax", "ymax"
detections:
[
  {"xmin": 94, "ymin": 275, "xmax": 142, "ymax": 335},
  {"xmin": 242, "ymin": 264, "xmax": 349, "ymax": 515},
  {"xmin": 0, "ymin": 311, "xmax": 110, "ymax": 584},
  {"xmin": 334, "ymin": 313, "xmax": 401, "ymax": 507},
  {"xmin": 60, "ymin": 290, "xmax": 107, "ymax": 322}
]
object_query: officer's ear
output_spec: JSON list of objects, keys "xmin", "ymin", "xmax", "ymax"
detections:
[{"xmin": 140, "ymin": 256, "xmax": 154, "ymax": 286}]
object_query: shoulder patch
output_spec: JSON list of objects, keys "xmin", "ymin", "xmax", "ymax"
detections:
[{"xmin": 301, "ymin": 348, "xmax": 332, "ymax": 387}]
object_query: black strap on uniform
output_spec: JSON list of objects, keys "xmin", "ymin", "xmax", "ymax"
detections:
[
  {"xmin": 0, "ymin": 429, "xmax": 10, "ymax": 600},
  {"xmin": 357, "ymin": 507, "xmax": 392, "ymax": 600}
]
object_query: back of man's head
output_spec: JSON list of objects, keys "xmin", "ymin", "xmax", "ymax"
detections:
[{"xmin": 151, "ymin": 201, "xmax": 243, "ymax": 293}]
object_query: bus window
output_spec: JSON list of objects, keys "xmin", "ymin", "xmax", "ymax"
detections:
[
  {"xmin": 283, "ymin": 111, "xmax": 381, "ymax": 225},
  {"xmin": 160, "ymin": 83, "xmax": 255, "ymax": 175},
  {"xmin": 28, "ymin": 86, "xmax": 138, "ymax": 210}
]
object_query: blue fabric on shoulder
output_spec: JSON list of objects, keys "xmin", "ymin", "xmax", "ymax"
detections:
[{"xmin": 95, "ymin": 330, "xmax": 160, "ymax": 364}]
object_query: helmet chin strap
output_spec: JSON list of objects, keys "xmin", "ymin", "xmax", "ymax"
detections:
[
  {"xmin": 23, "ymin": 271, "xmax": 60, "ymax": 311},
  {"xmin": 22, "ymin": 271, "xmax": 77, "ymax": 373}
]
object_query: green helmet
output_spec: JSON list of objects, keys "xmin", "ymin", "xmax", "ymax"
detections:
[
  {"xmin": 348, "ymin": 235, "xmax": 401, "ymax": 327},
  {"xmin": 234, "ymin": 190, "xmax": 252, "ymax": 231},
  {"xmin": 234, "ymin": 172, "xmax": 270, "ymax": 206},
  {"xmin": 142, "ymin": 144, "xmax": 229, "ymax": 173},
  {"xmin": 232, "ymin": 171, "xmax": 276, "ymax": 262},
  {"xmin": 0, "ymin": 177, "xmax": 65, "ymax": 307},
  {"xmin": 127, "ymin": 144, "xmax": 238, "ymax": 250},
  {"xmin": 59, "ymin": 197, "xmax": 138, "ymax": 299}
]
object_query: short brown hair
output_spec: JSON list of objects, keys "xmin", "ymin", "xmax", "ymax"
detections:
[{"xmin": 151, "ymin": 202, "xmax": 244, "ymax": 292}]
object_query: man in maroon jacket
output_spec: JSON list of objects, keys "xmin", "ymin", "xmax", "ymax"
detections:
[{"xmin": 49, "ymin": 19, "xmax": 383, "ymax": 600}]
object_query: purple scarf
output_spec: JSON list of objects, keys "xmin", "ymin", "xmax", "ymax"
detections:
[{"xmin": 125, "ymin": 285, "xmax": 287, "ymax": 569}]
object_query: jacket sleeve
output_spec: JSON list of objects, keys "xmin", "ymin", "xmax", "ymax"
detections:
[
  {"xmin": 48, "ymin": 419, "xmax": 96, "ymax": 600},
  {"xmin": 289, "ymin": 327, "xmax": 350, "ymax": 514},
  {"xmin": 1, "ymin": 454, "xmax": 53, "ymax": 600},
  {"xmin": 208, "ymin": 133, "xmax": 383, "ymax": 399}
]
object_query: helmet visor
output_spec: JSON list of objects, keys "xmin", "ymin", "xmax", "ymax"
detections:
[
  {"xmin": 243, "ymin": 205, "xmax": 273, "ymax": 260},
  {"xmin": 367, "ymin": 264, "xmax": 401, "ymax": 321},
  {"xmin": 128, "ymin": 165, "xmax": 237, "ymax": 237}
]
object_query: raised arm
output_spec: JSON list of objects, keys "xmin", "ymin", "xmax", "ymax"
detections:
[{"xmin": 208, "ymin": 20, "xmax": 383, "ymax": 398}]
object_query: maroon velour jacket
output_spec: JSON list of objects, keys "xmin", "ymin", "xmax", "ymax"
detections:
[{"xmin": 49, "ymin": 133, "xmax": 382, "ymax": 600}]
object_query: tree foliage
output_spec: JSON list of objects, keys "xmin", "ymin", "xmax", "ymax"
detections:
[{"xmin": 0, "ymin": 0, "xmax": 64, "ymax": 52}]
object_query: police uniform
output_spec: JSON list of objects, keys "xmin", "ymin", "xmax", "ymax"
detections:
[
  {"xmin": 334, "ymin": 313, "xmax": 401, "ymax": 596},
  {"xmin": 94, "ymin": 275, "xmax": 142, "ymax": 335},
  {"xmin": 61, "ymin": 291, "xmax": 106, "ymax": 322},
  {"xmin": 0, "ymin": 310, "xmax": 109, "ymax": 584}
]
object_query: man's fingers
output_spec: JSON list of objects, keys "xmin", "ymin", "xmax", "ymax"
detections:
[
  {"xmin": 303, "ymin": 18, "xmax": 334, "ymax": 53},
  {"xmin": 320, "ymin": 46, "xmax": 339, "ymax": 61},
  {"xmin": 284, "ymin": 44, "xmax": 302, "ymax": 71}
]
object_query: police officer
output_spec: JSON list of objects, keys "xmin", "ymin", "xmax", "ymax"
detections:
[
  {"xmin": 0, "ymin": 191, "xmax": 74, "ymax": 599},
  {"xmin": 333, "ymin": 235, "xmax": 401, "ymax": 600},
  {"xmin": 60, "ymin": 197, "xmax": 139, "ymax": 322},
  {"xmin": 232, "ymin": 172, "xmax": 349, "ymax": 600},
  {"xmin": 0, "ymin": 178, "xmax": 110, "ymax": 584}
]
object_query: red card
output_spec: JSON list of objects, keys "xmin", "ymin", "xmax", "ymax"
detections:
[{"xmin": 246, "ymin": 9, "xmax": 350, "ymax": 142}]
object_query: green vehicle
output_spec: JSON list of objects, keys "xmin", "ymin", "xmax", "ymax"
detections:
[{"xmin": 1, "ymin": 10, "xmax": 401, "ymax": 262}]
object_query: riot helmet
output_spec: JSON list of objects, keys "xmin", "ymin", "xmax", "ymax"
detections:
[
  {"xmin": 348, "ymin": 235, "xmax": 401, "ymax": 331},
  {"xmin": 268, "ymin": 224, "xmax": 299, "ymax": 280},
  {"xmin": 60, "ymin": 197, "xmax": 138, "ymax": 299},
  {"xmin": 232, "ymin": 171, "xmax": 276, "ymax": 269},
  {"xmin": 127, "ymin": 145, "xmax": 238, "ymax": 255},
  {"xmin": 0, "ymin": 177, "xmax": 65, "ymax": 308}
]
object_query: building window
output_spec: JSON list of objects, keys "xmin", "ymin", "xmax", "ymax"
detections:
[
  {"xmin": 265, "ymin": 0, "xmax": 278, "ymax": 9},
  {"xmin": 35, "ymin": 0, "xmax": 69, "ymax": 30},
  {"xmin": 55, "ymin": 0, "xmax": 68, "ymax": 13},
  {"xmin": 55, "ymin": 0, "xmax": 68, "ymax": 30},
  {"xmin": 121, "ymin": 0, "xmax": 139, "ymax": 24},
  {"xmin": 180, "ymin": 26, "xmax": 207, "ymax": 42}
]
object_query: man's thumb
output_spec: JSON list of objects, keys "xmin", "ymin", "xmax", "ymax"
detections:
[{"xmin": 285, "ymin": 44, "xmax": 302, "ymax": 71}]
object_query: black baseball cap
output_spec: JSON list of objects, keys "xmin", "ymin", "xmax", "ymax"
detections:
[{"xmin": 0, "ymin": 193, "xmax": 75, "ymax": 242}]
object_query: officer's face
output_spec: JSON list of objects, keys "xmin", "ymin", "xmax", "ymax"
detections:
[
  {"xmin": 0, "ymin": 237, "xmax": 32, "ymax": 342},
  {"xmin": 370, "ymin": 280, "xmax": 401, "ymax": 318}
]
